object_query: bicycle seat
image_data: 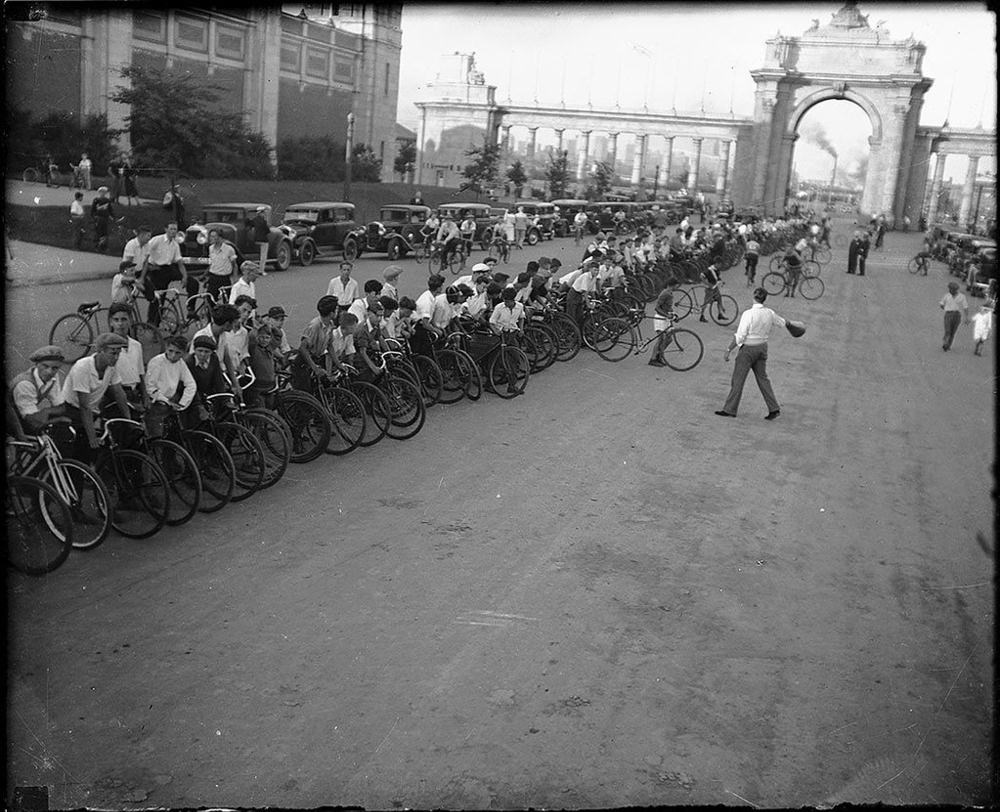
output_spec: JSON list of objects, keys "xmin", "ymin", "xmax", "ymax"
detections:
[{"xmin": 77, "ymin": 301, "xmax": 101, "ymax": 313}]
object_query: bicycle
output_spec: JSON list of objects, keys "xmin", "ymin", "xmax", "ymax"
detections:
[
  {"xmin": 428, "ymin": 240, "xmax": 462, "ymax": 275},
  {"xmin": 49, "ymin": 297, "xmax": 164, "ymax": 364},
  {"xmin": 908, "ymin": 252, "xmax": 931, "ymax": 276},
  {"xmin": 761, "ymin": 268, "xmax": 825, "ymax": 300},
  {"xmin": 200, "ymin": 393, "xmax": 267, "ymax": 500},
  {"xmin": 308, "ymin": 370, "xmax": 369, "ymax": 456},
  {"xmin": 590, "ymin": 309, "xmax": 705, "ymax": 370},
  {"xmin": 768, "ymin": 252, "xmax": 821, "ymax": 278},
  {"xmin": 671, "ymin": 283, "xmax": 739, "ymax": 326},
  {"xmin": 155, "ymin": 279, "xmax": 228, "ymax": 338},
  {"xmin": 466, "ymin": 330, "xmax": 530, "ymax": 399},
  {"xmin": 365, "ymin": 350, "xmax": 427, "ymax": 439},
  {"xmin": 6, "ymin": 475, "xmax": 74, "ymax": 575},
  {"xmin": 487, "ymin": 234, "xmax": 511, "ymax": 264},
  {"xmin": 265, "ymin": 369, "xmax": 332, "ymax": 463},
  {"xmin": 159, "ymin": 409, "xmax": 236, "ymax": 514}
]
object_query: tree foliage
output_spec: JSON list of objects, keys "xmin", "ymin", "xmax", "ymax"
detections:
[
  {"xmin": 5, "ymin": 107, "xmax": 116, "ymax": 173},
  {"xmin": 110, "ymin": 65, "xmax": 273, "ymax": 178},
  {"xmin": 506, "ymin": 160, "xmax": 527, "ymax": 197},
  {"xmin": 460, "ymin": 140, "xmax": 501, "ymax": 198},
  {"xmin": 588, "ymin": 161, "xmax": 614, "ymax": 200},
  {"xmin": 545, "ymin": 150, "xmax": 571, "ymax": 201},
  {"xmin": 277, "ymin": 135, "xmax": 345, "ymax": 181},
  {"xmin": 394, "ymin": 140, "xmax": 416, "ymax": 180},
  {"xmin": 351, "ymin": 143, "xmax": 383, "ymax": 183}
]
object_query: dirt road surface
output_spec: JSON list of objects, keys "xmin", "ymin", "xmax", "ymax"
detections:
[{"xmin": 5, "ymin": 225, "xmax": 994, "ymax": 808}]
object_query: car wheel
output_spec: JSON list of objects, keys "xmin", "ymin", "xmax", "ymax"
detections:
[
  {"xmin": 274, "ymin": 240, "xmax": 292, "ymax": 271},
  {"xmin": 526, "ymin": 228, "xmax": 540, "ymax": 246},
  {"xmin": 387, "ymin": 239, "xmax": 402, "ymax": 261},
  {"xmin": 298, "ymin": 239, "xmax": 316, "ymax": 266},
  {"xmin": 343, "ymin": 237, "xmax": 358, "ymax": 262}
]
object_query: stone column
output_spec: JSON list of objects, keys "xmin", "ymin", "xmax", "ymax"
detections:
[
  {"xmin": 245, "ymin": 8, "xmax": 281, "ymax": 167},
  {"xmin": 716, "ymin": 140, "xmax": 733, "ymax": 196},
  {"xmin": 925, "ymin": 152, "xmax": 947, "ymax": 225},
  {"xmin": 688, "ymin": 137, "xmax": 703, "ymax": 190},
  {"xmin": 876, "ymin": 103, "xmax": 910, "ymax": 222},
  {"xmin": 658, "ymin": 136, "xmax": 674, "ymax": 188},
  {"xmin": 576, "ymin": 130, "xmax": 592, "ymax": 181},
  {"xmin": 631, "ymin": 134, "xmax": 646, "ymax": 186},
  {"xmin": 526, "ymin": 127, "xmax": 538, "ymax": 159},
  {"xmin": 751, "ymin": 93, "xmax": 778, "ymax": 210},
  {"xmin": 81, "ymin": 11, "xmax": 134, "ymax": 150},
  {"xmin": 607, "ymin": 132, "xmax": 619, "ymax": 171},
  {"xmin": 958, "ymin": 155, "xmax": 980, "ymax": 227},
  {"xmin": 554, "ymin": 128, "xmax": 564, "ymax": 153}
]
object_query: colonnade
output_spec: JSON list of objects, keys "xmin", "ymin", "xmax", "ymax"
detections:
[{"xmin": 925, "ymin": 151, "xmax": 988, "ymax": 227}]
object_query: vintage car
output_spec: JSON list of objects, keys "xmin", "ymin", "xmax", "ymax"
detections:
[
  {"xmin": 347, "ymin": 204, "xmax": 432, "ymax": 260},
  {"xmin": 281, "ymin": 201, "xmax": 359, "ymax": 262},
  {"xmin": 437, "ymin": 202, "xmax": 497, "ymax": 249},
  {"xmin": 181, "ymin": 203, "xmax": 296, "ymax": 271},
  {"xmin": 714, "ymin": 199, "xmax": 736, "ymax": 220},
  {"xmin": 512, "ymin": 201, "xmax": 557, "ymax": 243},
  {"xmin": 551, "ymin": 199, "xmax": 589, "ymax": 237},
  {"xmin": 586, "ymin": 201, "xmax": 638, "ymax": 234}
]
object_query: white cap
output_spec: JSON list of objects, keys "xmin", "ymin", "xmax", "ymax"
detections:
[{"xmin": 471, "ymin": 263, "xmax": 490, "ymax": 272}]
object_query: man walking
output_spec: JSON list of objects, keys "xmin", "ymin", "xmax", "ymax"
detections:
[
  {"xmin": 939, "ymin": 281, "xmax": 969, "ymax": 351},
  {"xmin": 715, "ymin": 287, "xmax": 785, "ymax": 420}
]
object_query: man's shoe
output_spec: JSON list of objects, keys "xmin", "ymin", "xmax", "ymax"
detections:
[
  {"xmin": 699, "ymin": 315, "xmax": 708, "ymax": 322},
  {"xmin": 647, "ymin": 358, "xmax": 666, "ymax": 367},
  {"xmin": 764, "ymin": 410, "xmax": 781, "ymax": 420},
  {"xmin": 714, "ymin": 410, "xmax": 736, "ymax": 418}
]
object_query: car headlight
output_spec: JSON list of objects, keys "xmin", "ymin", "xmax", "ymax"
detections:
[{"xmin": 196, "ymin": 231, "xmax": 208, "ymax": 245}]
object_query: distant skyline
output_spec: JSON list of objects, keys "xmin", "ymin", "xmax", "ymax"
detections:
[{"xmin": 396, "ymin": 2, "xmax": 996, "ymax": 182}]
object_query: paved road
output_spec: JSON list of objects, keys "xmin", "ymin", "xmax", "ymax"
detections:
[{"xmin": 5, "ymin": 226, "xmax": 994, "ymax": 808}]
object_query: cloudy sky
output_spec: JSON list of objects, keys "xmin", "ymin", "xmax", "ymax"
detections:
[{"xmin": 396, "ymin": 2, "xmax": 996, "ymax": 183}]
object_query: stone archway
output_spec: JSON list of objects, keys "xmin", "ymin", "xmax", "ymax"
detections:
[{"xmin": 745, "ymin": 2, "xmax": 932, "ymax": 223}]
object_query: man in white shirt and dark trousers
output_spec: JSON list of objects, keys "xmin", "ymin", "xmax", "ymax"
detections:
[{"xmin": 715, "ymin": 287, "xmax": 785, "ymax": 420}]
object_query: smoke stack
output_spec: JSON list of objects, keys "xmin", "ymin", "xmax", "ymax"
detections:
[{"xmin": 830, "ymin": 155, "xmax": 838, "ymax": 189}]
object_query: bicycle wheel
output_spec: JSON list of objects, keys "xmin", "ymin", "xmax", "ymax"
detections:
[
  {"xmin": 802, "ymin": 260, "xmax": 822, "ymax": 278},
  {"xmin": 435, "ymin": 349, "xmax": 470, "ymax": 404},
  {"xmin": 661, "ymin": 327, "xmax": 704, "ymax": 371},
  {"xmin": 523, "ymin": 326, "xmax": 557, "ymax": 372},
  {"xmin": 671, "ymin": 290, "xmax": 694, "ymax": 320},
  {"xmin": 6, "ymin": 476, "xmax": 73, "ymax": 575},
  {"xmin": 762, "ymin": 272, "xmax": 787, "ymax": 297},
  {"xmin": 349, "ymin": 380, "xmax": 392, "ymax": 446},
  {"xmin": 548, "ymin": 313, "xmax": 582, "ymax": 362},
  {"xmin": 798, "ymin": 276, "xmax": 825, "ymax": 300},
  {"xmin": 95, "ymin": 449, "xmax": 169, "ymax": 539},
  {"xmin": 454, "ymin": 348, "xmax": 483, "ymax": 400},
  {"xmin": 149, "ymin": 438, "xmax": 201, "ymax": 526},
  {"xmin": 132, "ymin": 322, "xmax": 164, "ymax": 365},
  {"xmin": 158, "ymin": 303, "xmax": 182, "ymax": 336},
  {"xmin": 324, "ymin": 386, "xmax": 367, "ymax": 455},
  {"xmin": 276, "ymin": 390, "xmax": 331, "ymax": 463},
  {"xmin": 813, "ymin": 247, "xmax": 832, "ymax": 264},
  {"xmin": 240, "ymin": 410, "xmax": 290, "ymax": 489},
  {"xmin": 592, "ymin": 317, "xmax": 636, "ymax": 362},
  {"xmin": 49, "ymin": 313, "xmax": 94, "ymax": 363},
  {"xmin": 488, "ymin": 345, "xmax": 530, "ymax": 398},
  {"xmin": 215, "ymin": 422, "xmax": 265, "ymax": 502},
  {"xmin": 529, "ymin": 323, "xmax": 559, "ymax": 370},
  {"xmin": 769, "ymin": 254, "xmax": 784, "ymax": 273},
  {"xmin": 40, "ymin": 459, "xmax": 111, "ymax": 551},
  {"xmin": 409, "ymin": 354, "xmax": 444, "ymax": 407},
  {"xmin": 907, "ymin": 256, "xmax": 922, "ymax": 274},
  {"xmin": 708, "ymin": 294, "xmax": 739, "ymax": 326},
  {"xmin": 380, "ymin": 375, "xmax": 426, "ymax": 440},
  {"xmin": 182, "ymin": 430, "xmax": 234, "ymax": 513}
]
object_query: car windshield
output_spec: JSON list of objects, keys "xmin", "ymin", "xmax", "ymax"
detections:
[
  {"xmin": 204, "ymin": 209, "xmax": 247, "ymax": 224},
  {"xmin": 380, "ymin": 209, "xmax": 409, "ymax": 223},
  {"xmin": 284, "ymin": 209, "xmax": 319, "ymax": 223}
]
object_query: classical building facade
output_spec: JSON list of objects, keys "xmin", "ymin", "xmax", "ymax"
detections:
[{"xmin": 5, "ymin": 2, "xmax": 403, "ymax": 180}]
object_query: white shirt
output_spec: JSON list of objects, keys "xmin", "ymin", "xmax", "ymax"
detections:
[
  {"xmin": 348, "ymin": 297, "xmax": 372, "ymax": 325},
  {"xmin": 145, "ymin": 354, "xmax": 197, "ymax": 408},
  {"xmin": 329, "ymin": 327, "xmax": 355, "ymax": 360},
  {"xmin": 229, "ymin": 278, "xmax": 256, "ymax": 305},
  {"xmin": 327, "ymin": 276, "xmax": 359, "ymax": 303},
  {"xmin": 490, "ymin": 302, "xmax": 525, "ymax": 331},
  {"xmin": 208, "ymin": 241, "xmax": 238, "ymax": 277},
  {"xmin": 431, "ymin": 293, "xmax": 456, "ymax": 329},
  {"xmin": 13, "ymin": 370, "xmax": 65, "ymax": 416},
  {"xmin": 62, "ymin": 356, "xmax": 121, "ymax": 414},
  {"xmin": 121, "ymin": 236, "xmax": 151, "ymax": 271},
  {"xmin": 70, "ymin": 199, "xmax": 86, "ymax": 217},
  {"xmin": 111, "ymin": 273, "xmax": 137, "ymax": 304},
  {"xmin": 414, "ymin": 289, "xmax": 437, "ymax": 324},
  {"xmin": 559, "ymin": 269, "xmax": 583, "ymax": 287},
  {"xmin": 114, "ymin": 335, "xmax": 145, "ymax": 387},
  {"xmin": 146, "ymin": 233, "xmax": 183, "ymax": 266},
  {"xmin": 574, "ymin": 212, "xmax": 589, "ymax": 225},
  {"xmin": 571, "ymin": 271, "xmax": 598, "ymax": 294},
  {"xmin": 733, "ymin": 302, "xmax": 786, "ymax": 348},
  {"xmin": 380, "ymin": 281, "xmax": 398, "ymax": 300},
  {"xmin": 464, "ymin": 290, "xmax": 489, "ymax": 318}
]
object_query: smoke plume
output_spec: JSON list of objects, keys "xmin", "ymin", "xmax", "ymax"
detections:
[{"xmin": 801, "ymin": 122, "xmax": 838, "ymax": 159}]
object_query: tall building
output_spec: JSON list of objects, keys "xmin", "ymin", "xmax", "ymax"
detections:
[{"xmin": 5, "ymin": 2, "xmax": 402, "ymax": 180}]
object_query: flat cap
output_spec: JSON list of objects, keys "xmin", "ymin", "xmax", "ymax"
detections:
[{"xmin": 29, "ymin": 345, "xmax": 65, "ymax": 363}]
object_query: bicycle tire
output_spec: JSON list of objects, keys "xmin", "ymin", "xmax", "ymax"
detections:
[
  {"xmin": 907, "ymin": 256, "xmax": 922, "ymax": 274},
  {"xmin": 6, "ymin": 475, "xmax": 73, "ymax": 575},
  {"xmin": 238, "ymin": 410, "xmax": 290, "ymax": 489},
  {"xmin": 435, "ymin": 349, "xmax": 469, "ymax": 404},
  {"xmin": 799, "ymin": 276, "xmax": 825, "ymax": 300},
  {"xmin": 524, "ymin": 324, "xmax": 558, "ymax": 371},
  {"xmin": 379, "ymin": 375, "xmax": 426, "ymax": 440},
  {"xmin": 149, "ymin": 438, "xmax": 202, "ymax": 526},
  {"xmin": 802, "ymin": 260, "xmax": 822, "ymax": 278},
  {"xmin": 709, "ymin": 294, "xmax": 739, "ymax": 327},
  {"xmin": 95, "ymin": 449, "xmax": 169, "ymax": 539},
  {"xmin": 813, "ymin": 247, "xmax": 832, "ymax": 264},
  {"xmin": 454, "ymin": 348, "xmax": 483, "ymax": 400},
  {"xmin": 49, "ymin": 312, "xmax": 94, "ymax": 363},
  {"xmin": 323, "ymin": 385, "xmax": 367, "ymax": 455},
  {"xmin": 215, "ymin": 421, "xmax": 265, "ymax": 502},
  {"xmin": 348, "ymin": 380, "xmax": 392, "ymax": 446},
  {"xmin": 592, "ymin": 317, "xmax": 636, "ymax": 362},
  {"xmin": 182, "ymin": 429, "xmax": 235, "ymax": 513},
  {"xmin": 769, "ymin": 254, "xmax": 784, "ymax": 273},
  {"xmin": 409, "ymin": 354, "xmax": 444, "ymax": 407},
  {"xmin": 548, "ymin": 313, "xmax": 582, "ymax": 362},
  {"xmin": 488, "ymin": 346, "xmax": 530, "ymax": 398},
  {"xmin": 40, "ymin": 459, "xmax": 111, "ymax": 551},
  {"xmin": 661, "ymin": 327, "xmax": 704, "ymax": 371},
  {"xmin": 762, "ymin": 272, "xmax": 787, "ymax": 297},
  {"xmin": 671, "ymin": 289, "xmax": 694, "ymax": 321},
  {"xmin": 158, "ymin": 303, "xmax": 182, "ymax": 336},
  {"xmin": 276, "ymin": 390, "xmax": 331, "ymax": 463}
]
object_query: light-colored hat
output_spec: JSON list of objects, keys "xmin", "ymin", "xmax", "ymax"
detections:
[
  {"xmin": 240, "ymin": 260, "xmax": 265, "ymax": 276},
  {"xmin": 471, "ymin": 263, "xmax": 490, "ymax": 273},
  {"xmin": 382, "ymin": 265, "xmax": 403, "ymax": 280}
]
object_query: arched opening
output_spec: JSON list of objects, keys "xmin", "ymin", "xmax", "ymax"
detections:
[{"xmin": 788, "ymin": 98, "xmax": 874, "ymax": 215}]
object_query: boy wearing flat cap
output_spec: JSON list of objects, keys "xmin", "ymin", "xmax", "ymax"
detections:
[
  {"xmin": 60, "ymin": 333, "xmax": 131, "ymax": 456},
  {"xmin": 12, "ymin": 345, "xmax": 68, "ymax": 433}
]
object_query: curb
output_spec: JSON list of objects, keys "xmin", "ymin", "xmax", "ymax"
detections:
[{"xmin": 6, "ymin": 270, "xmax": 112, "ymax": 288}]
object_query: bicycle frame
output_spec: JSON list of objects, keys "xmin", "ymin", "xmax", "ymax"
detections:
[{"xmin": 8, "ymin": 434, "xmax": 81, "ymax": 506}]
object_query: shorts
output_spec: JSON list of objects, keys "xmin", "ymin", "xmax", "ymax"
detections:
[{"xmin": 653, "ymin": 314, "xmax": 672, "ymax": 332}]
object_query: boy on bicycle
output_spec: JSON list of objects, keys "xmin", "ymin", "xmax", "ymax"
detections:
[
  {"xmin": 12, "ymin": 345, "xmax": 67, "ymax": 434},
  {"xmin": 144, "ymin": 335, "xmax": 197, "ymax": 437},
  {"xmin": 648, "ymin": 280, "xmax": 679, "ymax": 368},
  {"xmin": 108, "ymin": 302, "xmax": 149, "ymax": 410},
  {"xmin": 783, "ymin": 249, "xmax": 803, "ymax": 297},
  {"xmin": 459, "ymin": 213, "xmax": 477, "ymax": 256},
  {"xmin": 699, "ymin": 264, "xmax": 722, "ymax": 322},
  {"xmin": 185, "ymin": 334, "xmax": 232, "ymax": 428},
  {"xmin": 292, "ymin": 295, "xmax": 341, "ymax": 391},
  {"xmin": 744, "ymin": 237, "xmax": 760, "ymax": 286}
]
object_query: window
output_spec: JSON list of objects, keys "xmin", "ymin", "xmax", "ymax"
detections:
[
  {"xmin": 215, "ymin": 25, "xmax": 245, "ymax": 60},
  {"xmin": 133, "ymin": 11, "xmax": 166, "ymax": 42},
  {"xmin": 379, "ymin": 141, "xmax": 385, "ymax": 160},
  {"xmin": 307, "ymin": 22, "xmax": 333, "ymax": 43},
  {"xmin": 384, "ymin": 62, "xmax": 390, "ymax": 96},
  {"xmin": 333, "ymin": 208, "xmax": 351, "ymax": 223},
  {"xmin": 280, "ymin": 42, "xmax": 301, "ymax": 72},
  {"xmin": 175, "ymin": 14, "xmax": 208, "ymax": 52},
  {"xmin": 334, "ymin": 59, "xmax": 353, "ymax": 82},
  {"xmin": 281, "ymin": 17, "xmax": 303, "ymax": 35},
  {"xmin": 305, "ymin": 46, "xmax": 329, "ymax": 79}
]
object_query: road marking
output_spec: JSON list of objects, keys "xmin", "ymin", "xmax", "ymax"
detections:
[{"xmin": 454, "ymin": 610, "xmax": 540, "ymax": 626}]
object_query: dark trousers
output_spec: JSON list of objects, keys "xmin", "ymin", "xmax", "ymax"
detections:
[
  {"xmin": 857, "ymin": 253, "xmax": 867, "ymax": 276},
  {"xmin": 566, "ymin": 288, "xmax": 585, "ymax": 328},
  {"xmin": 942, "ymin": 311, "xmax": 961, "ymax": 349},
  {"xmin": 745, "ymin": 254, "xmax": 758, "ymax": 278},
  {"xmin": 721, "ymin": 343, "xmax": 779, "ymax": 416},
  {"xmin": 144, "ymin": 264, "xmax": 198, "ymax": 324},
  {"xmin": 206, "ymin": 273, "xmax": 231, "ymax": 303}
]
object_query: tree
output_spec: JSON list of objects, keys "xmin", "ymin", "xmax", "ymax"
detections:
[
  {"xmin": 506, "ymin": 160, "xmax": 527, "ymax": 198},
  {"xmin": 460, "ymin": 140, "xmax": 501, "ymax": 198},
  {"xmin": 394, "ymin": 140, "xmax": 416, "ymax": 181},
  {"xmin": 109, "ymin": 65, "xmax": 273, "ymax": 178},
  {"xmin": 546, "ymin": 150, "xmax": 570, "ymax": 200},
  {"xmin": 351, "ymin": 143, "xmax": 383, "ymax": 182},
  {"xmin": 276, "ymin": 135, "xmax": 343, "ymax": 181},
  {"xmin": 588, "ymin": 161, "xmax": 614, "ymax": 200}
]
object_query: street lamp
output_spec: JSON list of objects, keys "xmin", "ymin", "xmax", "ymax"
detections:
[{"xmin": 344, "ymin": 112, "xmax": 356, "ymax": 201}]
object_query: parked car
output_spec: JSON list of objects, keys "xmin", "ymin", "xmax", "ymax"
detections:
[
  {"xmin": 281, "ymin": 201, "xmax": 359, "ymax": 262},
  {"xmin": 437, "ymin": 202, "xmax": 498, "ymax": 249},
  {"xmin": 551, "ymin": 199, "xmax": 589, "ymax": 237},
  {"xmin": 513, "ymin": 201, "xmax": 557, "ymax": 243},
  {"xmin": 182, "ymin": 203, "xmax": 295, "ymax": 271},
  {"xmin": 586, "ymin": 201, "xmax": 638, "ymax": 234},
  {"xmin": 715, "ymin": 199, "xmax": 735, "ymax": 220},
  {"xmin": 349, "ymin": 204, "xmax": 432, "ymax": 260}
]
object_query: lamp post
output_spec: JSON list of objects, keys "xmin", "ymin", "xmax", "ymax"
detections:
[
  {"xmin": 652, "ymin": 164, "xmax": 660, "ymax": 199},
  {"xmin": 344, "ymin": 112, "xmax": 356, "ymax": 201}
]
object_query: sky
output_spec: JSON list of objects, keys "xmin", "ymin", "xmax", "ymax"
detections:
[{"xmin": 396, "ymin": 2, "xmax": 996, "ymax": 183}]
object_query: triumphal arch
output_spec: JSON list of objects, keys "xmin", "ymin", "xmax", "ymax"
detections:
[{"xmin": 745, "ymin": 2, "xmax": 931, "ymax": 220}]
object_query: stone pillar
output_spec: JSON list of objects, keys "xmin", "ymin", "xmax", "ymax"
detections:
[
  {"xmin": 716, "ymin": 140, "xmax": 733, "ymax": 196},
  {"xmin": 554, "ymin": 128, "xmax": 564, "ymax": 153},
  {"xmin": 527, "ymin": 127, "xmax": 538, "ymax": 159},
  {"xmin": 876, "ymin": 104, "xmax": 910, "ymax": 222},
  {"xmin": 81, "ymin": 11, "xmax": 133, "ymax": 152},
  {"xmin": 958, "ymin": 155, "xmax": 980, "ymax": 227},
  {"xmin": 925, "ymin": 152, "xmax": 947, "ymax": 225},
  {"xmin": 631, "ymin": 134, "xmax": 646, "ymax": 186},
  {"xmin": 607, "ymin": 132, "xmax": 619, "ymax": 171},
  {"xmin": 659, "ymin": 136, "xmax": 674, "ymax": 188},
  {"xmin": 750, "ymin": 93, "xmax": 778, "ymax": 210},
  {"xmin": 688, "ymin": 138, "xmax": 703, "ymax": 190},
  {"xmin": 774, "ymin": 133, "xmax": 797, "ymax": 212},
  {"xmin": 576, "ymin": 130, "xmax": 592, "ymax": 181},
  {"xmin": 501, "ymin": 124, "xmax": 512, "ymax": 154},
  {"xmin": 245, "ymin": 9, "xmax": 282, "ymax": 167}
]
